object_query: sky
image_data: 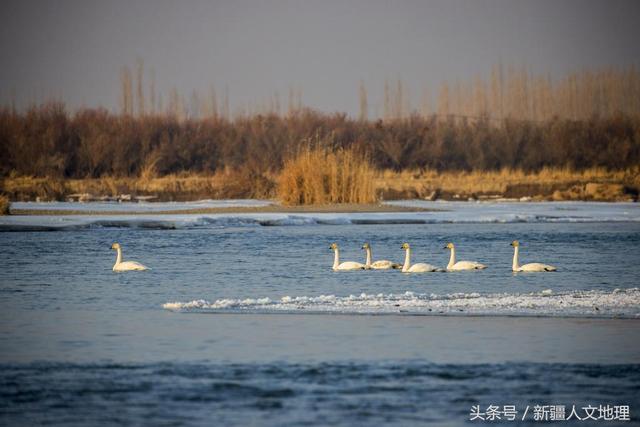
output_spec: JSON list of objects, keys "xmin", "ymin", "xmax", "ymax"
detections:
[{"xmin": 1, "ymin": 0, "xmax": 639, "ymax": 117}]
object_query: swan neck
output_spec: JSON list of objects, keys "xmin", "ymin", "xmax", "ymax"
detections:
[
  {"xmin": 333, "ymin": 249, "xmax": 339, "ymax": 269},
  {"xmin": 512, "ymin": 246, "xmax": 519, "ymax": 271},
  {"xmin": 447, "ymin": 248, "xmax": 456, "ymax": 269},
  {"xmin": 115, "ymin": 248, "xmax": 122, "ymax": 266},
  {"xmin": 402, "ymin": 248, "xmax": 411, "ymax": 272},
  {"xmin": 365, "ymin": 248, "xmax": 372, "ymax": 267}
]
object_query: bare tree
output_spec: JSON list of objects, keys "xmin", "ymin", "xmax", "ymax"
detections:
[
  {"xmin": 420, "ymin": 87, "xmax": 431, "ymax": 118},
  {"xmin": 119, "ymin": 66, "xmax": 133, "ymax": 116},
  {"xmin": 190, "ymin": 90, "xmax": 200, "ymax": 119},
  {"xmin": 136, "ymin": 58, "xmax": 145, "ymax": 116},
  {"xmin": 358, "ymin": 80, "xmax": 368, "ymax": 121},
  {"xmin": 149, "ymin": 67, "xmax": 156, "ymax": 115},
  {"xmin": 273, "ymin": 91, "xmax": 281, "ymax": 116},
  {"xmin": 223, "ymin": 86, "xmax": 230, "ymax": 121},
  {"xmin": 395, "ymin": 79, "xmax": 404, "ymax": 119},
  {"xmin": 168, "ymin": 87, "xmax": 179, "ymax": 118},
  {"xmin": 209, "ymin": 86, "xmax": 218, "ymax": 119},
  {"xmin": 438, "ymin": 82, "xmax": 450, "ymax": 118},
  {"xmin": 383, "ymin": 79, "xmax": 391, "ymax": 121}
]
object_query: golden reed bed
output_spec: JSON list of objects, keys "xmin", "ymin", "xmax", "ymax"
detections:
[
  {"xmin": 376, "ymin": 167, "xmax": 639, "ymax": 201},
  {"xmin": 2, "ymin": 164, "xmax": 637, "ymax": 208}
]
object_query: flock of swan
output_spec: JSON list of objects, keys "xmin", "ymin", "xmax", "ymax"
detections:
[
  {"xmin": 109, "ymin": 239, "xmax": 556, "ymax": 273},
  {"xmin": 331, "ymin": 240, "xmax": 557, "ymax": 273}
]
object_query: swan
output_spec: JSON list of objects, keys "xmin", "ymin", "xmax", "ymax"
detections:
[
  {"xmin": 362, "ymin": 242, "xmax": 401, "ymax": 270},
  {"xmin": 111, "ymin": 243, "xmax": 149, "ymax": 272},
  {"xmin": 400, "ymin": 243, "xmax": 442, "ymax": 273},
  {"xmin": 330, "ymin": 243, "xmax": 365, "ymax": 271},
  {"xmin": 444, "ymin": 242, "xmax": 487, "ymax": 271},
  {"xmin": 511, "ymin": 240, "xmax": 557, "ymax": 272}
]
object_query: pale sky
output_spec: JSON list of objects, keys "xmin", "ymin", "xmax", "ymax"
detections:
[{"xmin": 1, "ymin": 0, "xmax": 639, "ymax": 116}]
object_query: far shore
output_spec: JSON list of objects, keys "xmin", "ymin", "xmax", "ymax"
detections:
[
  {"xmin": 9, "ymin": 202, "xmax": 439, "ymax": 216},
  {"xmin": 2, "ymin": 168, "xmax": 639, "ymax": 207},
  {"xmin": 1, "ymin": 167, "xmax": 638, "ymax": 217}
]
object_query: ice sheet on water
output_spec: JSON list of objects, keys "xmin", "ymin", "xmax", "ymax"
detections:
[
  {"xmin": 385, "ymin": 200, "xmax": 640, "ymax": 223},
  {"xmin": 163, "ymin": 288, "xmax": 640, "ymax": 318},
  {"xmin": 1, "ymin": 201, "xmax": 638, "ymax": 231}
]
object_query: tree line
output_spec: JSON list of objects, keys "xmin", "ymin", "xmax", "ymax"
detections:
[
  {"xmin": 1, "ymin": 103, "xmax": 639, "ymax": 179},
  {"xmin": 114, "ymin": 60, "xmax": 640, "ymax": 123}
]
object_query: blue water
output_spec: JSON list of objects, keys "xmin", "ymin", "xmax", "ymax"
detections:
[
  {"xmin": 2, "ymin": 362, "xmax": 638, "ymax": 426},
  {"xmin": 1, "ymin": 202, "xmax": 639, "ymax": 425}
]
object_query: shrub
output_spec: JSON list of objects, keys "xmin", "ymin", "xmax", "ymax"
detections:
[{"xmin": 277, "ymin": 146, "xmax": 376, "ymax": 205}]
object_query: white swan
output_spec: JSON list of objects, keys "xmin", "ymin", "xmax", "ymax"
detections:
[
  {"xmin": 362, "ymin": 243, "xmax": 401, "ymax": 270},
  {"xmin": 444, "ymin": 242, "xmax": 487, "ymax": 271},
  {"xmin": 511, "ymin": 240, "xmax": 557, "ymax": 272},
  {"xmin": 330, "ymin": 243, "xmax": 365, "ymax": 271},
  {"xmin": 400, "ymin": 243, "xmax": 442, "ymax": 273},
  {"xmin": 111, "ymin": 243, "xmax": 149, "ymax": 272}
]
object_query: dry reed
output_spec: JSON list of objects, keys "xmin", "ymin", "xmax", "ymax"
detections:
[
  {"xmin": 2, "ymin": 170, "xmax": 276, "ymax": 202},
  {"xmin": 377, "ymin": 167, "xmax": 640, "ymax": 198},
  {"xmin": 0, "ymin": 195, "xmax": 10, "ymax": 215},
  {"xmin": 277, "ymin": 147, "xmax": 376, "ymax": 205}
]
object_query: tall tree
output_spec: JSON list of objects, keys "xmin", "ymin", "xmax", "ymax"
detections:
[
  {"xmin": 136, "ymin": 58, "xmax": 145, "ymax": 116},
  {"xmin": 119, "ymin": 66, "xmax": 133, "ymax": 116},
  {"xmin": 358, "ymin": 80, "xmax": 368, "ymax": 121}
]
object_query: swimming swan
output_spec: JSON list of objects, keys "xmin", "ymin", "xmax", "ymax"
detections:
[
  {"xmin": 362, "ymin": 242, "xmax": 401, "ymax": 270},
  {"xmin": 444, "ymin": 242, "xmax": 487, "ymax": 271},
  {"xmin": 111, "ymin": 243, "xmax": 149, "ymax": 272},
  {"xmin": 330, "ymin": 243, "xmax": 365, "ymax": 271},
  {"xmin": 511, "ymin": 240, "xmax": 557, "ymax": 272},
  {"xmin": 400, "ymin": 243, "xmax": 442, "ymax": 273}
]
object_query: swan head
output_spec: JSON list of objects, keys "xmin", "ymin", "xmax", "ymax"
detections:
[
  {"xmin": 510, "ymin": 240, "xmax": 520, "ymax": 247},
  {"xmin": 329, "ymin": 243, "xmax": 338, "ymax": 251},
  {"xmin": 111, "ymin": 243, "xmax": 121, "ymax": 250},
  {"xmin": 444, "ymin": 242, "xmax": 455, "ymax": 250},
  {"xmin": 362, "ymin": 242, "xmax": 370, "ymax": 250},
  {"xmin": 401, "ymin": 242, "xmax": 410, "ymax": 250}
]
